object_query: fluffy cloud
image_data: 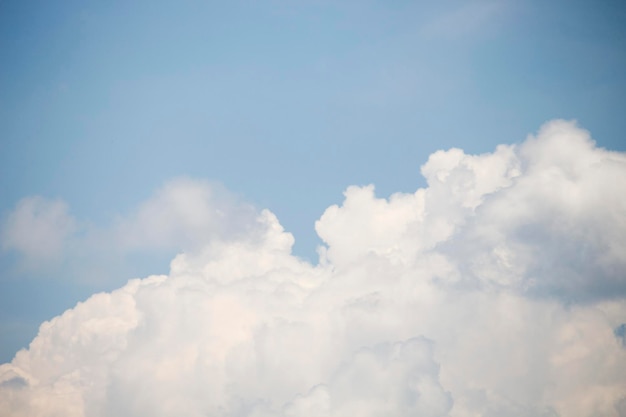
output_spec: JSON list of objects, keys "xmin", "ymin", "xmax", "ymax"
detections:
[
  {"xmin": 445, "ymin": 121, "xmax": 626, "ymax": 301},
  {"xmin": 1, "ymin": 120, "xmax": 625, "ymax": 417}
]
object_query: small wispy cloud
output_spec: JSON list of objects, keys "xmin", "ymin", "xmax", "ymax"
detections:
[
  {"xmin": 113, "ymin": 178, "xmax": 261, "ymax": 252},
  {"xmin": 419, "ymin": 0, "xmax": 513, "ymax": 40},
  {"xmin": 1, "ymin": 197, "xmax": 76, "ymax": 267},
  {"xmin": 0, "ymin": 178, "xmax": 264, "ymax": 284}
]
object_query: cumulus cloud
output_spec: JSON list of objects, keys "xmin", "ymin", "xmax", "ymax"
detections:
[
  {"xmin": 1, "ymin": 120, "xmax": 625, "ymax": 417},
  {"xmin": 444, "ymin": 121, "xmax": 626, "ymax": 301}
]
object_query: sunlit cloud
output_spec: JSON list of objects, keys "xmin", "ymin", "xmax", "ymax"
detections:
[{"xmin": 1, "ymin": 121, "xmax": 625, "ymax": 417}]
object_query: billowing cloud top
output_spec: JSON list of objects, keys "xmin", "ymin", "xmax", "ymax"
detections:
[{"xmin": 1, "ymin": 121, "xmax": 625, "ymax": 417}]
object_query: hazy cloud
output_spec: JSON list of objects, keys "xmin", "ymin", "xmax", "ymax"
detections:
[
  {"xmin": 419, "ymin": 0, "xmax": 513, "ymax": 40},
  {"xmin": 0, "ymin": 179, "xmax": 263, "ymax": 282},
  {"xmin": 1, "ymin": 121, "xmax": 625, "ymax": 416},
  {"xmin": 113, "ymin": 178, "xmax": 262, "ymax": 252},
  {"xmin": 1, "ymin": 197, "xmax": 76, "ymax": 266}
]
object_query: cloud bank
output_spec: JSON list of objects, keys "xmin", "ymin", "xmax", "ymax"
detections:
[{"xmin": 1, "ymin": 120, "xmax": 625, "ymax": 417}]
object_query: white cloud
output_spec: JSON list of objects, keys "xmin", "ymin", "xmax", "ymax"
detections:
[
  {"xmin": 114, "ymin": 178, "xmax": 262, "ymax": 252},
  {"xmin": 446, "ymin": 120, "xmax": 626, "ymax": 301},
  {"xmin": 1, "ymin": 120, "xmax": 625, "ymax": 417},
  {"xmin": 276, "ymin": 338, "xmax": 453, "ymax": 417},
  {"xmin": 0, "ymin": 178, "xmax": 264, "ymax": 281},
  {"xmin": 1, "ymin": 197, "xmax": 76, "ymax": 266}
]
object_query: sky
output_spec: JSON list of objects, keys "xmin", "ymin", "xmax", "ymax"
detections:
[{"xmin": 0, "ymin": 1, "xmax": 625, "ymax": 416}]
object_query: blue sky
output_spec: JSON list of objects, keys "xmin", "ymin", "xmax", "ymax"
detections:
[{"xmin": 1, "ymin": 0, "xmax": 625, "ymax": 364}]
